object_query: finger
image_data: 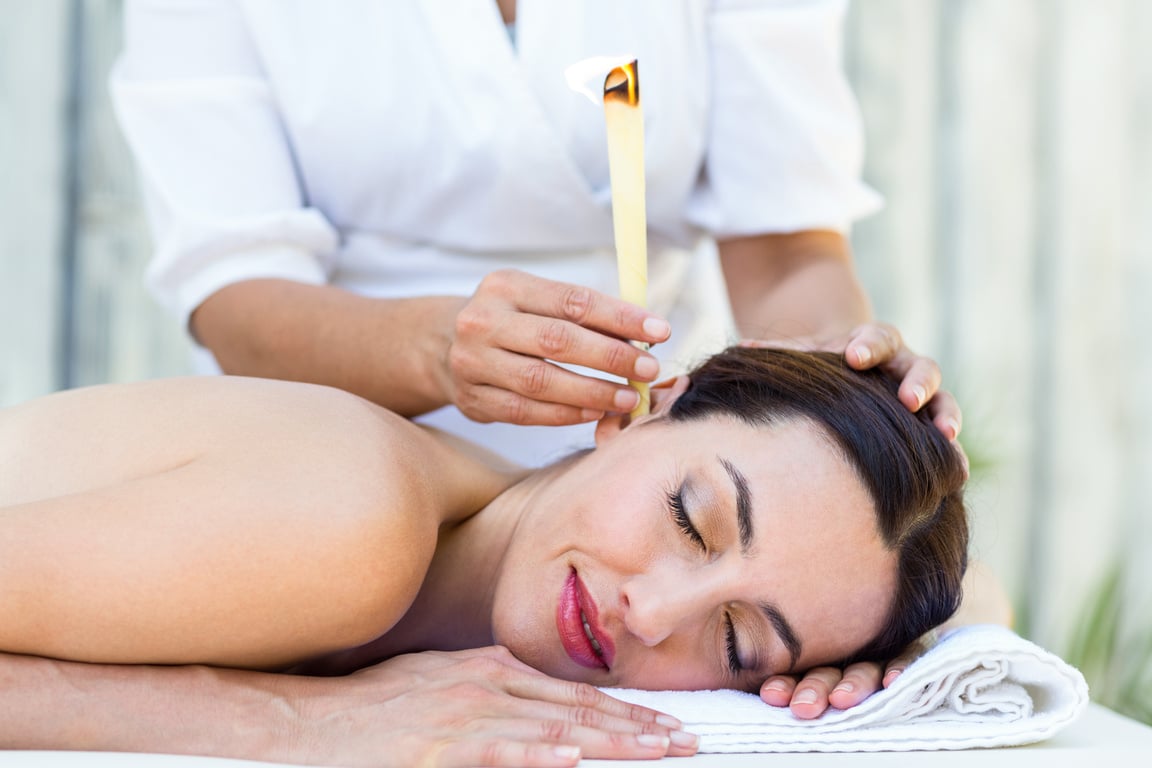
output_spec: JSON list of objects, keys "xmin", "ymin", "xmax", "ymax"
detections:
[
  {"xmin": 433, "ymin": 738, "xmax": 583, "ymax": 768},
  {"xmin": 925, "ymin": 389, "xmax": 963, "ymax": 441},
  {"xmin": 499, "ymin": 701, "xmax": 697, "ymax": 756},
  {"xmin": 844, "ymin": 323, "xmax": 904, "ymax": 370},
  {"xmin": 759, "ymin": 675, "xmax": 797, "ymax": 707},
  {"xmin": 493, "ymin": 312, "xmax": 663, "ymax": 384},
  {"xmin": 882, "ymin": 646, "xmax": 926, "ymax": 689},
  {"xmin": 456, "ymin": 382, "xmax": 610, "ymax": 426},
  {"xmin": 504, "ymin": 676, "xmax": 684, "ymax": 732},
  {"xmin": 827, "ymin": 661, "xmax": 884, "ymax": 710},
  {"xmin": 455, "ymin": 355, "xmax": 639, "ymax": 422},
  {"xmin": 484, "ymin": 270, "xmax": 671, "ymax": 345},
  {"xmin": 788, "ymin": 666, "xmax": 843, "ymax": 720},
  {"xmin": 894, "ymin": 356, "xmax": 943, "ymax": 413},
  {"xmin": 451, "ymin": 346, "xmax": 629, "ymax": 422},
  {"xmin": 461, "ymin": 719, "xmax": 677, "ymax": 761}
]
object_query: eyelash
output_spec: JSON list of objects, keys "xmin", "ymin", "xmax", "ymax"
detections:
[
  {"xmin": 725, "ymin": 613, "xmax": 744, "ymax": 675},
  {"xmin": 667, "ymin": 487, "xmax": 705, "ymax": 549}
]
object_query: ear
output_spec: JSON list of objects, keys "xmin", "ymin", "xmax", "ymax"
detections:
[{"xmin": 593, "ymin": 375, "xmax": 691, "ymax": 447}]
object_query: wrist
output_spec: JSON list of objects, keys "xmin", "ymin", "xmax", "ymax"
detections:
[{"xmin": 414, "ymin": 295, "xmax": 469, "ymax": 414}]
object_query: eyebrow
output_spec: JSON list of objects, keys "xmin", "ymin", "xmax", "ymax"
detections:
[
  {"xmin": 719, "ymin": 457, "xmax": 753, "ymax": 554},
  {"xmin": 718, "ymin": 457, "xmax": 803, "ymax": 671},
  {"xmin": 759, "ymin": 601, "xmax": 803, "ymax": 672}
]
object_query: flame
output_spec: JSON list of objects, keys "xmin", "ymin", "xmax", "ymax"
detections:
[
  {"xmin": 603, "ymin": 61, "xmax": 639, "ymax": 107},
  {"xmin": 564, "ymin": 55, "xmax": 638, "ymax": 106}
]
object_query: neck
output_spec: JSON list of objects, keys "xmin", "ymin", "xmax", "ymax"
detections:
[{"xmin": 364, "ymin": 460, "xmax": 571, "ymax": 659}]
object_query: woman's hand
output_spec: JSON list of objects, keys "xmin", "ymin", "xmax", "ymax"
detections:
[
  {"xmin": 299, "ymin": 646, "xmax": 699, "ymax": 767},
  {"xmin": 759, "ymin": 662, "xmax": 884, "ymax": 718},
  {"xmin": 759, "ymin": 642, "xmax": 928, "ymax": 718},
  {"xmin": 0, "ymin": 646, "xmax": 697, "ymax": 767},
  {"xmin": 445, "ymin": 270, "xmax": 671, "ymax": 426}
]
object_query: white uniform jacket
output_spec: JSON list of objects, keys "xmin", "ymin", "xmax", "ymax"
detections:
[{"xmin": 112, "ymin": 0, "xmax": 881, "ymax": 465}]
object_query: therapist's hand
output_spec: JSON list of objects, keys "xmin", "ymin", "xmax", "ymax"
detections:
[
  {"xmin": 742, "ymin": 322, "xmax": 965, "ymax": 461},
  {"xmin": 445, "ymin": 269, "xmax": 671, "ymax": 426}
]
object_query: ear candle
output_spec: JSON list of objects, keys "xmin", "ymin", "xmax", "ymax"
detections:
[{"xmin": 603, "ymin": 60, "xmax": 650, "ymax": 418}]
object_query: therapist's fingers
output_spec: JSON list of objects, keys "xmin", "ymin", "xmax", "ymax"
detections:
[
  {"xmin": 477, "ymin": 269, "xmax": 671, "ymax": 345},
  {"xmin": 453, "ymin": 364, "xmax": 633, "ymax": 426},
  {"xmin": 925, "ymin": 389, "xmax": 964, "ymax": 442},
  {"xmin": 844, "ymin": 323, "xmax": 905, "ymax": 371},
  {"xmin": 450, "ymin": 340, "xmax": 640, "ymax": 422},
  {"xmin": 488, "ymin": 311, "xmax": 663, "ymax": 386},
  {"xmin": 449, "ymin": 270, "xmax": 669, "ymax": 423},
  {"xmin": 893, "ymin": 356, "xmax": 942, "ymax": 414}
]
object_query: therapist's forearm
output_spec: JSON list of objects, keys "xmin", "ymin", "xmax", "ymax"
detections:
[
  {"xmin": 719, "ymin": 230, "xmax": 873, "ymax": 342},
  {"xmin": 0, "ymin": 653, "xmax": 305, "ymax": 760},
  {"xmin": 192, "ymin": 279, "xmax": 464, "ymax": 417}
]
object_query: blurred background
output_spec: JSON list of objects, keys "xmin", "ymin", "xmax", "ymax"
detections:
[{"xmin": 2, "ymin": 0, "xmax": 1150, "ymax": 722}]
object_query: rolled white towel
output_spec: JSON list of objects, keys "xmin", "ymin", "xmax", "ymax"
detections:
[{"xmin": 603, "ymin": 624, "xmax": 1089, "ymax": 752}]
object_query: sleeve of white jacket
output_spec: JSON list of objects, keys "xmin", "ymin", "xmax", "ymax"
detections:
[
  {"xmin": 686, "ymin": 0, "xmax": 883, "ymax": 237},
  {"xmin": 111, "ymin": 0, "xmax": 339, "ymax": 328}
]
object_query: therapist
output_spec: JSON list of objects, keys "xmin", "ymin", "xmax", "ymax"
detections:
[{"xmin": 111, "ymin": 0, "xmax": 961, "ymax": 467}]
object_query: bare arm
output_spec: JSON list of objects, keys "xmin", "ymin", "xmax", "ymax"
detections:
[
  {"xmin": 719, "ymin": 230, "xmax": 872, "ymax": 342},
  {"xmin": 192, "ymin": 280, "xmax": 463, "ymax": 417},
  {"xmin": 0, "ymin": 647, "xmax": 697, "ymax": 766},
  {"xmin": 192, "ymin": 272, "xmax": 671, "ymax": 426}
]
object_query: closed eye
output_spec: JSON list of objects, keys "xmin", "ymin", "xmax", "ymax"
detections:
[{"xmin": 667, "ymin": 487, "xmax": 705, "ymax": 550}]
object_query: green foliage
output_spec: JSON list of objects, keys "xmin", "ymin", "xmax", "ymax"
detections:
[{"xmin": 1062, "ymin": 566, "xmax": 1152, "ymax": 725}]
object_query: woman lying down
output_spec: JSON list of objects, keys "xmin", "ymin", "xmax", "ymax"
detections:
[{"xmin": 0, "ymin": 348, "xmax": 979, "ymax": 767}]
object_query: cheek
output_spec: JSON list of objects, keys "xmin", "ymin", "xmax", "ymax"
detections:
[
  {"xmin": 566, "ymin": 490, "xmax": 663, "ymax": 562},
  {"xmin": 612, "ymin": 641, "xmax": 727, "ymax": 692}
]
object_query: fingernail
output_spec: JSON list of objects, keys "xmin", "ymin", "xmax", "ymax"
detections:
[
  {"xmin": 792, "ymin": 689, "xmax": 818, "ymax": 705},
  {"xmin": 636, "ymin": 734, "xmax": 671, "ymax": 749},
  {"xmin": 614, "ymin": 389, "xmax": 640, "ymax": 411},
  {"xmin": 763, "ymin": 680, "xmax": 790, "ymax": 693},
  {"xmin": 633, "ymin": 355, "xmax": 660, "ymax": 380},
  {"xmin": 833, "ymin": 681, "xmax": 855, "ymax": 694},
  {"xmin": 854, "ymin": 346, "xmax": 871, "ymax": 366},
  {"xmin": 913, "ymin": 385, "xmax": 927, "ymax": 408},
  {"xmin": 655, "ymin": 714, "xmax": 682, "ymax": 729},
  {"xmin": 669, "ymin": 730, "xmax": 699, "ymax": 749},
  {"xmin": 945, "ymin": 417, "xmax": 961, "ymax": 439},
  {"xmin": 553, "ymin": 745, "xmax": 581, "ymax": 760},
  {"xmin": 580, "ymin": 409, "xmax": 604, "ymax": 421},
  {"xmin": 643, "ymin": 317, "xmax": 671, "ymax": 340},
  {"xmin": 884, "ymin": 669, "xmax": 902, "ymax": 686}
]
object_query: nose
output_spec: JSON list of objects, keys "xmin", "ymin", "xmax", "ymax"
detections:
[{"xmin": 620, "ymin": 567, "xmax": 720, "ymax": 647}]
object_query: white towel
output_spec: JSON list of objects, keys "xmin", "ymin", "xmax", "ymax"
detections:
[{"xmin": 603, "ymin": 624, "xmax": 1090, "ymax": 752}]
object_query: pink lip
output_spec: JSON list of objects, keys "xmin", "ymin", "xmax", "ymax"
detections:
[{"xmin": 556, "ymin": 568, "xmax": 615, "ymax": 670}]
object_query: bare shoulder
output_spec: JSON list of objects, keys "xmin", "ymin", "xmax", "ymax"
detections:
[{"xmin": 1, "ymin": 376, "xmax": 431, "ymax": 509}]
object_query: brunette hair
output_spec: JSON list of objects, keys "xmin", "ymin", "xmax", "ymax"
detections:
[{"xmin": 668, "ymin": 347, "xmax": 968, "ymax": 665}]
